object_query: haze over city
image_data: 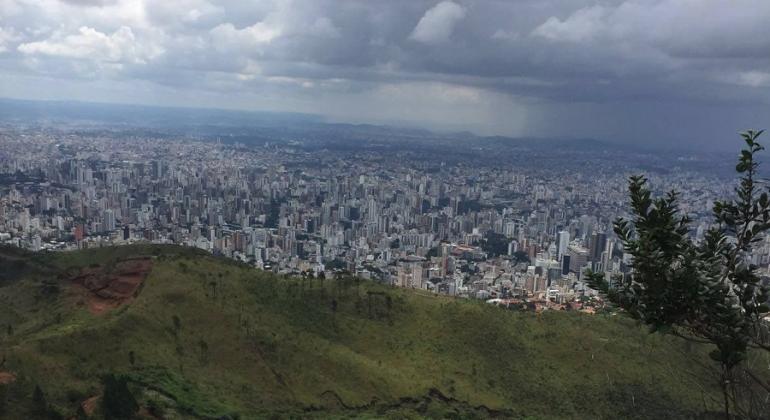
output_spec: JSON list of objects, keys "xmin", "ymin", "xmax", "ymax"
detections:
[{"xmin": 1, "ymin": 0, "xmax": 770, "ymax": 149}]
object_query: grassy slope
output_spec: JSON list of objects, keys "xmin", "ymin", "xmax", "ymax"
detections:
[{"xmin": 0, "ymin": 245, "xmax": 731, "ymax": 419}]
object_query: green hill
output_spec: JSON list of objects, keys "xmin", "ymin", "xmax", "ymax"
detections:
[{"xmin": 0, "ymin": 245, "xmax": 734, "ymax": 419}]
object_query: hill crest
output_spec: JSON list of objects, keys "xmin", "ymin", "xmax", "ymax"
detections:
[{"xmin": 0, "ymin": 245, "xmax": 729, "ymax": 419}]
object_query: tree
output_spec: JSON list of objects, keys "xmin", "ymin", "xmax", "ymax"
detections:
[
  {"xmin": 32, "ymin": 384, "xmax": 45, "ymax": 406},
  {"xmin": 331, "ymin": 298, "xmax": 338, "ymax": 328},
  {"xmin": 102, "ymin": 374, "xmax": 138, "ymax": 419},
  {"xmin": 480, "ymin": 231, "xmax": 508, "ymax": 257},
  {"xmin": 171, "ymin": 315, "xmax": 181, "ymax": 335},
  {"xmin": 0, "ymin": 384, "xmax": 7, "ymax": 416},
  {"xmin": 586, "ymin": 130, "xmax": 770, "ymax": 419},
  {"xmin": 208, "ymin": 281, "xmax": 218, "ymax": 298},
  {"xmin": 512, "ymin": 250, "xmax": 530, "ymax": 264},
  {"xmin": 75, "ymin": 404, "xmax": 88, "ymax": 420},
  {"xmin": 31, "ymin": 385, "xmax": 47, "ymax": 416},
  {"xmin": 198, "ymin": 339, "xmax": 209, "ymax": 366},
  {"xmin": 39, "ymin": 279, "xmax": 60, "ymax": 298}
]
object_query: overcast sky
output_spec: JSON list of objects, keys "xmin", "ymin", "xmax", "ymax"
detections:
[{"xmin": 1, "ymin": 0, "xmax": 769, "ymax": 148}]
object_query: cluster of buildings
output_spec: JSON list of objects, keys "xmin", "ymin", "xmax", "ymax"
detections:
[{"xmin": 1, "ymin": 126, "xmax": 761, "ymax": 311}]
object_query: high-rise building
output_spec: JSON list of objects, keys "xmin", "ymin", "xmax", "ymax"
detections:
[
  {"xmin": 603, "ymin": 237, "xmax": 615, "ymax": 272},
  {"xmin": 589, "ymin": 231, "xmax": 607, "ymax": 261},
  {"xmin": 567, "ymin": 245, "xmax": 589, "ymax": 274},
  {"xmin": 561, "ymin": 255, "xmax": 571, "ymax": 275},
  {"xmin": 557, "ymin": 230, "xmax": 569, "ymax": 261},
  {"xmin": 104, "ymin": 209, "xmax": 116, "ymax": 231},
  {"xmin": 507, "ymin": 240, "xmax": 518, "ymax": 256}
]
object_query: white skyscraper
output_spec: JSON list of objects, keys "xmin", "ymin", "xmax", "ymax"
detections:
[
  {"xmin": 603, "ymin": 238, "xmax": 616, "ymax": 272},
  {"xmin": 104, "ymin": 209, "xmax": 116, "ymax": 231},
  {"xmin": 557, "ymin": 230, "xmax": 570, "ymax": 261}
]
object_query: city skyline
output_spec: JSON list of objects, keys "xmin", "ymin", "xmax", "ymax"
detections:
[{"xmin": 0, "ymin": 121, "xmax": 752, "ymax": 304}]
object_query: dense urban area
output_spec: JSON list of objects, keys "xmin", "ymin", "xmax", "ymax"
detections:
[{"xmin": 0, "ymin": 120, "xmax": 761, "ymax": 312}]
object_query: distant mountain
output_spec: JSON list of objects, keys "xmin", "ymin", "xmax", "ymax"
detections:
[
  {"xmin": 0, "ymin": 97, "xmax": 323, "ymax": 128},
  {"xmin": 0, "ymin": 97, "xmax": 621, "ymax": 151},
  {"xmin": 0, "ymin": 245, "xmax": 728, "ymax": 419}
]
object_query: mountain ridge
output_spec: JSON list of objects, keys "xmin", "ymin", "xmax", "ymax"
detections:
[{"xmin": 0, "ymin": 244, "xmax": 731, "ymax": 419}]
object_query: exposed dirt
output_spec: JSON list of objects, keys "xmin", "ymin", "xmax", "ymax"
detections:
[
  {"xmin": 74, "ymin": 394, "xmax": 162, "ymax": 419},
  {"xmin": 81, "ymin": 395, "xmax": 100, "ymax": 416},
  {"xmin": 70, "ymin": 257, "xmax": 153, "ymax": 315},
  {"xmin": 0, "ymin": 371, "xmax": 16, "ymax": 384}
]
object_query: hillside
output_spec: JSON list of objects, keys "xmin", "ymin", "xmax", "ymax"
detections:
[{"xmin": 0, "ymin": 245, "xmax": 733, "ymax": 419}]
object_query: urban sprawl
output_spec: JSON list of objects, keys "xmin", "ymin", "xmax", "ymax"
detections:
[{"xmin": 1, "ymin": 125, "xmax": 760, "ymax": 312}]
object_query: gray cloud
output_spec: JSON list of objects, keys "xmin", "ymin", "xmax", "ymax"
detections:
[
  {"xmin": 409, "ymin": 1, "xmax": 466, "ymax": 44},
  {"xmin": 0, "ymin": 0, "xmax": 768, "ymax": 149},
  {"xmin": 58, "ymin": 0, "xmax": 116, "ymax": 6}
]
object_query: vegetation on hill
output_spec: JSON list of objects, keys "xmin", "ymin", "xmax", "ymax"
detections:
[
  {"xmin": 588, "ymin": 131, "xmax": 770, "ymax": 419},
  {"xmin": 0, "ymin": 244, "xmax": 745, "ymax": 419}
]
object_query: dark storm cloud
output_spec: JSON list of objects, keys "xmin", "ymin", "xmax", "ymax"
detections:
[{"xmin": 1, "ymin": 0, "xmax": 769, "ymax": 148}]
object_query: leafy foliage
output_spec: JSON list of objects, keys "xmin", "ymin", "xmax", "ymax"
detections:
[
  {"xmin": 586, "ymin": 130, "xmax": 770, "ymax": 417},
  {"xmin": 480, "ymin": 231, "xmax": 509, "ymax": 257},
  {"xmin": 32, "ymin": 384, "xmax": 46, "ymax": 414},
  {"xmin": 102, "ymin": 374, "xmax": 138, "ymax": 419}
]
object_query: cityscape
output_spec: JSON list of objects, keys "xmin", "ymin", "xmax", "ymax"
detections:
[{"xmin": 0, "ymin": 117, "xmax": 756, "ymax": 312}]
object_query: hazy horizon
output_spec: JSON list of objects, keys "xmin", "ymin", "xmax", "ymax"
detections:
[
  {"xmin": 0, "ymin": 95, "xmax": 753, "ymax": 154},
  {"xmin": 1, "ymin": 1, "xmax": 768, "ymax": 149}
]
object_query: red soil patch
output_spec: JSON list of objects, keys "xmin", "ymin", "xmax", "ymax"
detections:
[
  {"xmin": 0, "ymin": 371, "xmax": 15, "ymax": 384},
  {"xmin": 70, "ymin": 257, "xmax": 153, "ymax": 315},
  {"xmin": 81, "ymin": 395, "xmax": 100, "ymax": 416},
  {"xmin": 72, "ymin": 395, "xmax": 161, "ymax": 420}
]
